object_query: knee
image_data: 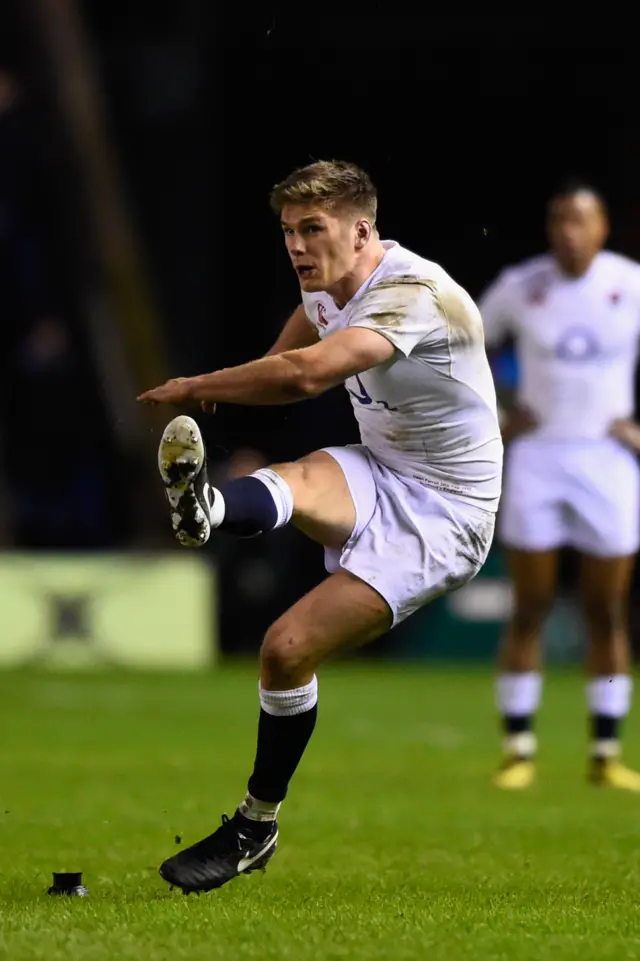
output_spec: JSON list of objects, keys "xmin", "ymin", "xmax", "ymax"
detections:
[
  {"xmin": 511, "ymin": 593, "xmax": 554, "ymax": 639},
  {"xmin": 260, "ymin": 615, "xmax": 315, "ymax": 687}
]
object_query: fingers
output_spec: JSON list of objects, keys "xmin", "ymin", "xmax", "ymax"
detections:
[
  {"xmin": 136, "ymin": 390, "xmax": 158, "ymax": 403},
  {"xmin": 136, "ymin": 386, "xmax": 173, "ymax": 404},
  {"xmin": 136, "ymin": 379, "xmax": 202, "ymax": 407}
]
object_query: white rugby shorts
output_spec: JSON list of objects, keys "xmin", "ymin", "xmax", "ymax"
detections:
[
  {"xmin": 321, "ymin": 444, "xmax": 495, "ymax": 625},
  {"xmin": 498, "ymin": 436, "xmax": 640, "ymax": 557}
]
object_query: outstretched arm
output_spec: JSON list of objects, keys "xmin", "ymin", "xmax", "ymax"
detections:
[
  {"xmin": 136, "ymin": 326, "xmax": 395, "ymax": 407},
  {"xmin": 195, "ymin": 304, "xmax": 319, "ymax": 413}
]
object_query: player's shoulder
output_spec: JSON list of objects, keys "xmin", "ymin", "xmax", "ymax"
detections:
[
  {"xmin": 370, "ymin": 242, "xmax": 484, "ymax": 338},
  {"xmin": 376, "ymin": 242, "xmax": 449, "ymax": 283},
  {"xmin": 485, "ymin": 254, "xmax": 555, "ymax": 293},
  {"xmin": 370, "ymin": 242, "xmax": 463, "ymax": 303},
  {"xmin": 598, "ymin": 250, "xmax": 640, "ymax": 282},
  {"xmin": 594, "ymin": 251, "xmax": 640, "ymax": 305}
]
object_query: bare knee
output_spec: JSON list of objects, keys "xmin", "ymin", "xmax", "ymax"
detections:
[{"xmin": 260, "ymin": 615, "xmax": 317, "ymax": 689}]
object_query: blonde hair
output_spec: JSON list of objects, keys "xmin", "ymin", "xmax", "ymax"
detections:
[{"xmin": 270, "ymin": 160, "xmax": 377, "ymax": 223}]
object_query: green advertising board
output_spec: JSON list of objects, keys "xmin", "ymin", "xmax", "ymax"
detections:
[{"xmin": 0, "ymin": 553, "xmax": 216, "ymax": 670}]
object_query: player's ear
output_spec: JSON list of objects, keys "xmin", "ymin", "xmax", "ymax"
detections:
[{"xmin": 355, "ymin": 219, "xmax": 372, "ymax": 248}]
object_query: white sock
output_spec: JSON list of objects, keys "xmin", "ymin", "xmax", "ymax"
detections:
[
  {"xmin": 496, "ymin": 672, "xmax": 542, "ymax": 759},
  {"xmin": 496, "ymin": 672, "xmax": 543, "ymax": 716},
  {"xmin": 587, "ymin": 675, "xmax": 632, "ymax": 717},
  {"xmin": 259, "ymin": 676, "xmax": 318, "ymax": 716},
  {"xmin": 238, "ymin": 793, "xmax": 281, "ymax": 823},
  {"xmin": 251, "ymin": 469, "xmax": 294, "ymax": 528}
]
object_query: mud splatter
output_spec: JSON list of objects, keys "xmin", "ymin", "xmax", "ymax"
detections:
[
  {"xmin": 368, "ymin": 309, "xmax": 405, "ymax": 328},
  {"xmin": 453, "ymin": 515, "xmax": 495, "ymax": 566}
]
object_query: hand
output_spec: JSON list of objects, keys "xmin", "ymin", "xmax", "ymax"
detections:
[
  {"xmin": 137, "ymin": 377, "xmax": 193, "ymax": 406},
  {"xmin": 499, "ymin": 404, "xmax": 537, "ymax": 443},
  {"xmin": 609, "ymin": 418, "xmax": 640, "ymax": 452}
]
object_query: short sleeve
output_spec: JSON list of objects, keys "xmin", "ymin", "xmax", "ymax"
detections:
[
  {"xmin": 347, "ymin": 279, "xmax": 444, "ymax": 357},
  {"xmin": 477, "ymin": 269, "xmax": 518, "ymax": 347}
]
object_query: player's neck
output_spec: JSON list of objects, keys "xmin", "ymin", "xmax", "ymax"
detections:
[
  {"xmin": 555, "ymin": 252, "xmax": 599, "ymax": 279},
  {"xmin": 327, "ymin": 239, "xmax": 386, "ymax": 309}
]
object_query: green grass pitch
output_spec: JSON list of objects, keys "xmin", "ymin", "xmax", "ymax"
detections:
[{"xmin": 0, "ymin": 663, "xmax": 639, "ymax": 960}]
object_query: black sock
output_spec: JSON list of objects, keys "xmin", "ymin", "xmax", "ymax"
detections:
[
  {"xmin": 233, "ymin": 705, "xmax": 318, "ymax": 838},
  {"xmin": 248, "ymin": 705, "xmax": 318, "ymax": 801},
  {"xmin": 502, "ymin": 714, "xmax": 533, "ymax": 736},
  {"xmin": 501, "ymin": 714, "xmax": 535, "ymax": 760},
  {"xmin": 217, "ymin": 476, "xmax": 280, "ymax": 537},
  {"xmin": 591, "ymin": 714, "xmax": 621, "ymax": 745}
]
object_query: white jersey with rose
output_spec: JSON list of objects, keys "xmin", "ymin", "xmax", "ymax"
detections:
[
  {"xmin": 479, "ymin": 251, "xmax": 640, "ymax": 439},
  {"xmin": 301, "ymin": 240, "xmax": 503, "ymax": 512}
]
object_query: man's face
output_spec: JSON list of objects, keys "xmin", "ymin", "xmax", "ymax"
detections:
[
  {"xmin": 547, "ymin": 191, "xmax": 608, "ymax": 275},
  {"xmin": 281, "ymin": 203, "xmax": 364, "ymax": 293}
]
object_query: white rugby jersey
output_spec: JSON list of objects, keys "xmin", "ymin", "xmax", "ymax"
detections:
[
  {"xmin": 301, "ymin": 241, "xmax": 502, "ymax": 511},
  {"xmin": 479, "ymin": 251, "xmax": 640, "ymax": 439}
]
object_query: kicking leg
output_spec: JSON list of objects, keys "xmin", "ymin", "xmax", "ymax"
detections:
[
  {"xmin": 494, "ymin": 548, "xmax": 558, "ymax": 788},
  {"xmin": 157, "ymin": 421, "xmax": 386, "ymax": 892},
  {"xmin": 159, "ymin": 570, "xmax": 392, "ymax": 894},
  {"xmin": 579, "ymin": 552, "xmax": 640, "ymax": 789},
  {"xmin": 158, "ymin": 415, "xmax": 355, "ymax": 547}
]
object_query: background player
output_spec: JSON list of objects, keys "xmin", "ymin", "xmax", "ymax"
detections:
[
  {"xmin": 480, "ymin": 181, "xmax": 640, "ymax": 790},
  {"xmin": 138, "ymin": 160, "xmax": 502, "ymax": 893}
]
